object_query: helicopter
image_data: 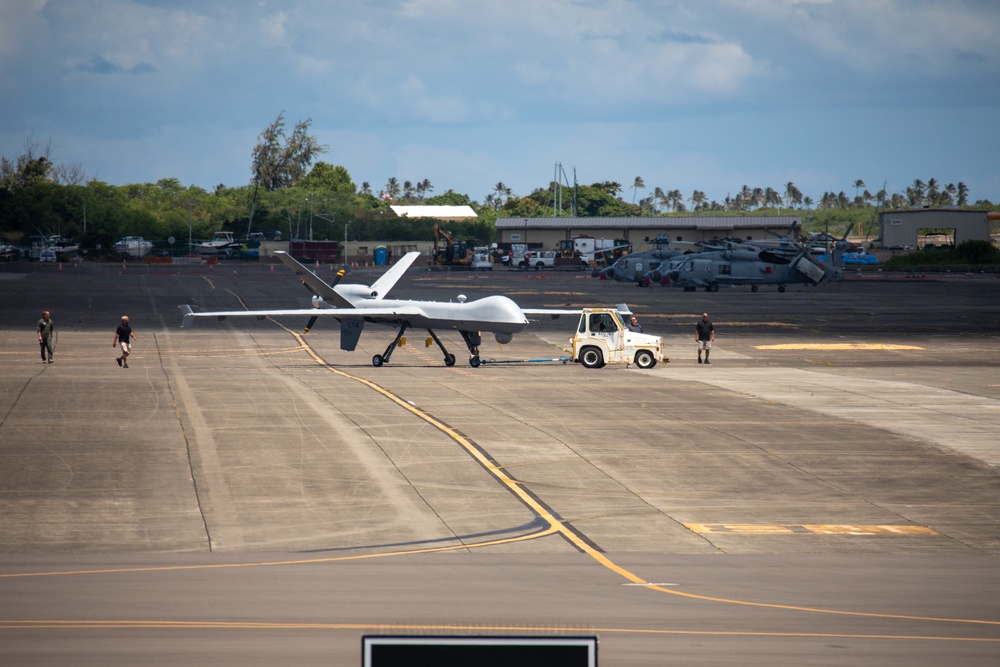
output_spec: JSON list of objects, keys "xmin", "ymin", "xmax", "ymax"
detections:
[
  {"xmin": 596, "ymin": 234, "xmax": 691, "ymax": 284},
  {"xmin": 648, "ymin": 225, "xmax": 852, "ymax": 293}
]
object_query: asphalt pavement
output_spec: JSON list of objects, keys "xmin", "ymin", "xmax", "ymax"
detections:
[{"xmin": 1, "ymin": 259, "xmax": 998, "ymax": 665}]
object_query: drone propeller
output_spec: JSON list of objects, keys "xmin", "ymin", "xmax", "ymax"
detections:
[{"xmin": 303, "ymin": 268, "xmax": 346, "ymax": 332}]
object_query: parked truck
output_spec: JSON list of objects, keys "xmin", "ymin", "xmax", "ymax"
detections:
[
  {"xmin": 518, "ymin": 249, "xmax": 558, "ymax": 270},
  {"xmin": 571, "ymin": 306, "xmax": 666, "ymax": 369}
]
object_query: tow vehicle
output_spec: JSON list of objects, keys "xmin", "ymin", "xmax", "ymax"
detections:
[{"xmin": 571, "ymin": 305, "xmax": 666, "ymax": 369}]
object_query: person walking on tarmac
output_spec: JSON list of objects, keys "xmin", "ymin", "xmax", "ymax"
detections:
[
  {"xmin": 37, "ymin": 310, "xmax": 54, "ymax": 363},
  {"xmin": 696, "ymin": 312, "xmax": 714, "ymax": 364},
  {"xmin": 113, "ymin": 315, "xmax": 136, "ymax": 368}
]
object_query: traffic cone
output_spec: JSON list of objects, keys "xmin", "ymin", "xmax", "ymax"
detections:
[
  {"xmin": 269, "ymin": 265, "xmax": 274, "ymax": 273},
  {"xmin": 58, "ymin": 263, "xmax": 62, "ymax": 271}
]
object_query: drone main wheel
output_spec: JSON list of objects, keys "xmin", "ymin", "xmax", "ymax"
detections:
[
  {"xmin": 469, "ymin": 356, "xmax": 481, "ymax": 368},
  {"xmin": 579, "ymin": 347, "xmax": 604, "ymax": 369},
  {"xmin": 444, "ymin": 353, "xmax": 456, "ymax": 367},
  {"xmin": 634, "ymin": 349, "xmax": 656, "ymax": 369}
]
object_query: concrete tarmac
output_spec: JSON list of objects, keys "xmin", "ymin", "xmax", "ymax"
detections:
[{"xmin": 1, "ymin": 260, "xmax": 999, "ymax": 665}]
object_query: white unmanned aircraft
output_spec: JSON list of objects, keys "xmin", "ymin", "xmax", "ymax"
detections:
[{"xmin": 180, "ymin": 251, "xmax": 578, "ymax": 367}]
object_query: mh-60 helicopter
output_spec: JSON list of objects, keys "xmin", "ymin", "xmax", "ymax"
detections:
[{"xmin": 648, "ymin": 225, "xmax": 853, "ymax": 293}]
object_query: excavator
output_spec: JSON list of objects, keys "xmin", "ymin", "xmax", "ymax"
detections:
[{"xmin": 432, "ymin": 223, "xmax": 474, "ymax": 267}]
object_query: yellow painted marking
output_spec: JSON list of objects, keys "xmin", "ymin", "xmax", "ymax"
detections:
[
  {"xmin": 686, "ymin": 524, "xmax": 939, "ymax": 536},
  {"xmin": 755, "ymin": 343, "xmax": 923, "ymax": 350}
]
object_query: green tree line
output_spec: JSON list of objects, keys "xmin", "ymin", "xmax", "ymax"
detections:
[{"xmin": 2, "ymin": 116, "xmax": 994, "ymax": 251}]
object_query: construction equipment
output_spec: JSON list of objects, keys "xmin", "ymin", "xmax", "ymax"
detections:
[{"xmin": 432, "ymin": 223, "xmax": 473, "ymax": 267}]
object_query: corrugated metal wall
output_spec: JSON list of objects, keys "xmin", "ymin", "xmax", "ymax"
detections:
[{"xmin": 879, "ymin": 210, "xmax": 989, "ymax": 248}]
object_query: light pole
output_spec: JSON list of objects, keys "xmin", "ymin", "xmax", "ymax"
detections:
[{"xmin": 308, "ymin": 197, "xmax": 314, "ymax": 241}]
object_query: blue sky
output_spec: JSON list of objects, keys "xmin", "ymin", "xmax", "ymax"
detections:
[{"xmin": 2, "ymin": 0, "xmax": 998, "ymax": 206}]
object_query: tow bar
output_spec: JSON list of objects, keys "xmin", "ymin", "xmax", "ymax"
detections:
[{"xmin": 479, "ymin": 356, "xmax": 571, "ymax": 365}]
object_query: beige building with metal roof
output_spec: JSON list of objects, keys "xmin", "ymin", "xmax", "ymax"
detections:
[
  {"xmin": 877, "ymin": 209, "xmax": 991, "ymax": 249},
  {"xmin": 495, "ymin": 216, "xmax": 806, "ymax": 249}
]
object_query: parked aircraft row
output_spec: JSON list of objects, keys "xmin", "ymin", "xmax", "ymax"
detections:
[{"xmin": 600, "ymin": 225, "xmax": 859, "ymax": 292}]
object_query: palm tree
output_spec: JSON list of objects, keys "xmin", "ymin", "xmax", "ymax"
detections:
[
  {"xmin": 416, "ymin": 178, "xmax": 433, "ymax": 199},
  {"xmin": 737, "ymin": 185, "xmax": 752, "ymax": 211},
  {"xmin": 630, "ymin": 176, "xmax": 645, "ymax": 204},
  {"xmin": 763, "ymin": 187, "xmax": 782, "ymax": 209},
  {"xmin": 909, "ymin": 179, "xmax": 926, "ymax": 207},
  {"xmin": 385, "ymin": 177, "xmax": 401, "ymax": 200},
  {"xmin": 957, "ymin": 182, "xmax": 969, "ymax": 206},
  {"xmin": 784, "ymin": 182, "xmax": 803, "ymax": 210},
  {"xmin": 690, "ymin": 190, "xmax": 707, "ymax": 211},
  {"xmin": 926, "ymin": 178, "xmax": 940, "ymax": 206},
  {"xmin": 853, "ymin": 179, "xmax": 866, "ymax": 201},
  {"xmin": 667, "ymin": 189, "xmax": 683, "ymax": 212},
  {"xmin": 492, "ymin": 181, "xmax": 512, "ymax": 204},
  {"xmin": 941, "ymin": 183, "xmax": 957, "ymax": 206},
  {"xmin": 652, "ymin": 187, "xmax": 666, "ymax": 214},
  {"xmin": 358, "ymin": 181, "xmax": 371, "ymax": 195},
  {"xmin": 639, "ymin": 195, "xmax": 656, "ymax": 215}
]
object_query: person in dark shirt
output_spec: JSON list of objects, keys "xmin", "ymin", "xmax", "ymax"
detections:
[
  {"xmin": 626, "ymin": 315, "xmax": 644, "ymax": 333},
  {"xmin": 37, "ymin": 310, "xmax": 54, "ymax": 363},
  {"xmin": 113, "ymin": 315, "xmax": 136, "ymax": 368},
  {"xmin": 695, "ymin": 312, "xmax": 714, "ymax": 364}
]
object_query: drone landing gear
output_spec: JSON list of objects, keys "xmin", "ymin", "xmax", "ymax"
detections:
[
  {"xmin": 371, "ymin": 326, "xmax": 482, "ymax": 368},
  {"xmin": 460, "ymin": 330, "xmax": 482, "ymax": 368},
  {"xmin": 373, "ymin": 323, "xmax": 409, "ymax": 367},
  {"xmin": 425, "ymin": 329, "xmax": 457, "ymax": 367}
]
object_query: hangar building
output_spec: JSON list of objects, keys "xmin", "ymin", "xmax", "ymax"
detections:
[
  {"xmin": 877, "ymin": 209, "xmax": 991, "ymax": 249},
  {"xmin": 495, "ymin": 215, "xmax": 806, "ymax": 249}
]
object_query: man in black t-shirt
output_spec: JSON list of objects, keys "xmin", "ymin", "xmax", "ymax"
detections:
[
  {"xmin": 695, "ymin": 312, "xmax": 714, "ymax": 364},
  {"xmin": 113, "ymin": 315, "xmax": 136, "ymax": 368}
]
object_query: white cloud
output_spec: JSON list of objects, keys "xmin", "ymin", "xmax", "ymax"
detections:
[{"xmin": 1, "ymin": 1, "xmax": 997, "ymax": 202}]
